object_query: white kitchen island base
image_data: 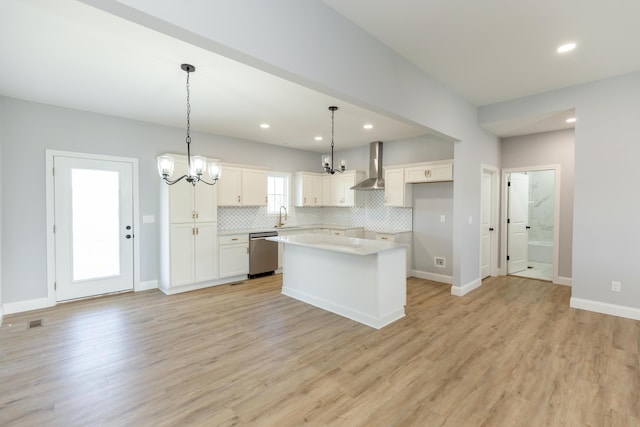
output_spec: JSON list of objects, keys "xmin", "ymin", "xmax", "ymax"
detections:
[{"xmin": 270, "ymin": 235, "xmax": 407, "ymax": 329}]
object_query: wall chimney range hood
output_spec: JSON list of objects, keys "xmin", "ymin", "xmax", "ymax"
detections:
[{"xmin": 351, "ymin": 141, "xmax": 384, "ymax": 190}]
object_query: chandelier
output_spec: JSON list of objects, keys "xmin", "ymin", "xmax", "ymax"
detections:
[
  {"xmin": 157, "ymin": 64, "xmax": 221, "ymax": 186},
  {"xmin": 322, "ymin": 106, "xmax": 346, "ymax": 174}
]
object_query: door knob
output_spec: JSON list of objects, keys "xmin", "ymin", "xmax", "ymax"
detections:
[
  {"xmin": 125, "ymin": 234, "xmax": 132, "ymax": 239},
  {"xmin": 126, "ymin": 225, "xmax": 131, "ymax": 230}
]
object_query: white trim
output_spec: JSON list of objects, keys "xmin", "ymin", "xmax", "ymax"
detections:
[
  {"xmin": 480, "ymin": 164, "xmax": 500, "ymax": 279},
  {"xmin": 158, "ymin": 275, "xmax": 247, "ymax": 295},
  {"xmin": 501, "ymin": 165, "xmax": 562, "ymax": 284},
  {"xmin": 554, "ymin": 276, "xmax": 572, "ymax": 286},
  {"xmin": 3, "ymin": 297, "xmax": 53, "ymax": 315},
  {"xmin": 411, "ymin": 269, "xmax": 453, "ymax": 284},
  {"xmin": 451, "ymin": 278, "xmax": 482, "ymax": 296},
  {"xmin": 46, "ymin": 150, "xmax": 141, "ymax": 304},
  {"xmin": 137, "ymin": 280, "xmax": 158, "ymax": 291},
  {"xmin": 570, "ymin": 297, "xmax": 640, "ymax": 321}
]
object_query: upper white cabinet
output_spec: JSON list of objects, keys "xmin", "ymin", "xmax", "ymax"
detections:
[
  {"xmin": 384, "ymin": 167, "xmax": 413, "ymax": 207},
  {"xmin": 293, "ymin": 172, "xmax": 324, "ymax": 207},
  {"xmin": 218, "ymin": 164, "xmax": 268, "ymax": 206},
  {"xmin": 330, "ymin": 171, "xmax": 365, "ymax": 207},
  {"xmin": 405, "ymin": 160, "xmax": 453, "ymax": 184},
  {"xmin": 169, "ymin": 170, "xmax": 218, "ymax": 223}
]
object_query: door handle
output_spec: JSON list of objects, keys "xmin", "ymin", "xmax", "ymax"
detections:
[
  {"xmin": 526, "ymin": 226, "xmax": 531, "ymax": 230},
  {"xmin": 126, "ymin": 225, "xmax": 132, "ymax": 230},
  {"xmin": 489, "ymin": 228, "xmax": 494, "ymax": 231}
]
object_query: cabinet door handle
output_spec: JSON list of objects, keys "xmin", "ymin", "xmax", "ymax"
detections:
[
  {"xmin": 304, "ymin": 197, "xmax": 306, "ymax": 204},
  {"xmin": 231, "ymin": 238, "xmax": 239, "ymax": 241},
  {"xmin": 237, "ymin": 195, "xmax": 241, "ymax": 203},
  {"xmin": 265, "ymin": 196, "xmax": 268, "ymax": 203},
  {"xmin": 314, "ymin": 197, "xmax": 317, "ymax": 204},
  {"xmin": 192, "ymin": 228, "xmax": 195, "ymax": 236},
  {"xmin": 195, "ymin": 211, "xmax": 199, "ymax": 219},
  {"xmin": 192, "ymin": 211, "xmax": 196, "ymax": 219},
  {"xmin": 196, "ymin": 227, "xmax": 199, "ymax": 235},
  {"xmin": 380, "ymin": 237, "xmax": 388, "ymax": 240},
  {"xmin": 425, "ymin": 169, "xmax": 431, "ymax": 178}
]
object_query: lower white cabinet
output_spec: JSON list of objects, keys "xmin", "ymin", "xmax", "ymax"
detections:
[
  {"xmin": 374, "ymin": 231, "xmax": 413, "ymax": 277},
  {"xmin": 219, "ymin": 234, "xmax": 249, "ymax": 278},
  {"xmin": 167, "ymin": 222, "xmax": 219, "ymax": 289}
]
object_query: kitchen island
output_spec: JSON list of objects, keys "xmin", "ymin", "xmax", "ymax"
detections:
[{"xmin": 267, "ymin": 234, "xmax": 407, "ymax": 329}]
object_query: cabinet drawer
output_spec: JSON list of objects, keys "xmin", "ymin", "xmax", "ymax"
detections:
[
  {"xmin": 375, "ymin": 233, "xmax": 396, "ymax": 242},
  {"xmin": 405, "ymin": 163, "xmax": 453, "ymax": 183},
  {"xmin": 219, "ymin": 234, "xmax": 249, "ymax": 245}
]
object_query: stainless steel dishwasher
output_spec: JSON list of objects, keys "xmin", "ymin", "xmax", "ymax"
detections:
[{"xmin": 248, "ymin": 231, "xmax": 278, "ymax": 278}]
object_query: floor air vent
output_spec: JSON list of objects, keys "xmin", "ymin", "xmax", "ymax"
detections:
[{"xmin": 28, "ymin": 319, "xmax": 43, "ymax": 328}]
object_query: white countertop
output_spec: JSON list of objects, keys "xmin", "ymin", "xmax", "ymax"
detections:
[
  {"xmin": 218, "ymin": 224, "xmax": 411, "ymax": 236},
  {"xmin": 267, "ymin": 234, "xmax": 408, "ymax": 256}
]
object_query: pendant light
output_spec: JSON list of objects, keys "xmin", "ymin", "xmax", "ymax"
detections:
[
  {"xmin": 322, "ymin": 106, "xmax": 346, "ymax": 174},
  {"xmin": 157, "ymin": 64, "xmax": 221, "ymax": 186}
]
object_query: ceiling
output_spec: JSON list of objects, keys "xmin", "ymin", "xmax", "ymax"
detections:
[
  {"xmin": 0, "ymin": 0, "xmax": 431, "ymax": 153},
  {"xmin": 3, "ymin": 1, "xmax": 638, "ymax": 143}
]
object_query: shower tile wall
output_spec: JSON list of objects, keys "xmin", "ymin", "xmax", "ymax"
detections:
[
  {"xmin": 528, "ymin": 170, "xmax": 554, "ymax": 242},
  {"xmin": 218, "ymin": 191, "xmax": 412, "ymax": 232}
]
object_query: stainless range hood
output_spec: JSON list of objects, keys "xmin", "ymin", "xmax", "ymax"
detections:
[{"xmin": 351, "ymin": 141, "xmax": 384, "ymax": 190}]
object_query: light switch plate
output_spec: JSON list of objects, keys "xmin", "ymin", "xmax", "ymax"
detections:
[{"xmin": 142, "ymin": 215, "xmax": 155, "ymax": 224}]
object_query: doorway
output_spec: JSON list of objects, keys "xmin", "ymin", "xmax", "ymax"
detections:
[
  {"xmin": 46, "ymin": 151, "xmax": 140, "ymax": 302},
  {"xmin": 502, "ymin": 166, "xmax": 560, "ymax": 282}
]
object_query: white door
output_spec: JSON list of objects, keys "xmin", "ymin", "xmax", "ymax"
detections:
[
  {"xmin": 507, "ymin": 172, "xmax": 529, "ymax": 274},
  {"xmin": 481, "ymin": 170, "xmax": 492, "ymax": 279},
  {"xmin": 54, "ymin": 156, "xmax": 134, "ymax": 301}
]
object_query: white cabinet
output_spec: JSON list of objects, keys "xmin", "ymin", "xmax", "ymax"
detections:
[
  {"xmin": 294, "ymin": 172, "xmax": 324, "ymax": 207},
  {"xmin": 322, "ymin": 175, "xmax": 331, "ymax": 206},
  {"xmin": 242, "ymin": 168, "xmax": 268, "ymax": 206},
  {"xmin": 217, "ymin": 165, "xmax": 242, "ymax": 206},
  {"xmin": 159, "ymin": 155, "xmax": 219, "ymax": 294},
  {"xmin": 405, "ymin": 161, "xmax": 453, "ymax": 183},
  {"xmin": 218, "ymin": 165, "xmax": 268, "ymax": 206},
  {"xmin": 219, "ymin": 234, "xmax": 249, "ymax": 278},
  {"xmin": 384, "ymin": 167, "xmax": 413, "ymax": 207},
  {"xmin": 330, "ymin": 171, "xmax": 364, "ymax": 207}
]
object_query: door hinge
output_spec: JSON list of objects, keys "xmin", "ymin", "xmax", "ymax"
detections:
[
  {"xmin": 54, "ymin": 282, "xmax": 57, "ymax": 290},
  {"xmin": 507, "ymin": 181, "xmax": 511, "ymax": 187},
  {"xmin": 507, "ymin": 256, "xmax": 510, "ymax": 261},
  {"xmin": 507, "ymin": 219, "xmax": 510, "ymax": 224},
  {"xmin": 53, "ymin": 225, "xmax": 56, "ymax": 233},
  {"xmin": 52, "ymin": 168, "xmax": 55, "ymax": 176}
]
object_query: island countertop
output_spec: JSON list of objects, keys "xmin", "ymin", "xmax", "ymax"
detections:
[{"xmin": 267, "ymin": 234, "xmax": 407, "ymax": 256}]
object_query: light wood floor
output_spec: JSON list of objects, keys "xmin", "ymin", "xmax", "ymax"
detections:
[{"xmin": 1, "ymin": 275, "xmax": 639, "ymax": 426}]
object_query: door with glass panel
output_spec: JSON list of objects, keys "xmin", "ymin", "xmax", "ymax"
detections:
[{"xmin": 54, "ymin": 156, "xmax": 134, "ymax": 301}]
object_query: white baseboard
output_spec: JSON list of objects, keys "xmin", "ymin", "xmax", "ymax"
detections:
[
  {"xmin": 411, "ymin": 269, "xmax": 453, "ymax": 284},
  {"xmin": 136, "ymin": 280, "xmax": 158, "ymax": 291},
  {"xmin": 3, "ymin": 297, "xmax": 54, "ymax": 315},
  {"xmin": 451, "ymin": 278, "xmax": 482, "ymax": 297},
  {"xmin": 159, "ymin": 275, "xmax": 247, "ymax": 295},
  {"xmin": 570, "ymin": 297, "xmax": 640, "ymax": 321},
  {"xmin": 554, "ymin": 276, "xmax": 572, "ymax": 286}
]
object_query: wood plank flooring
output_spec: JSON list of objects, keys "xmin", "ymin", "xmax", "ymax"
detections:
[{"xmin": 1, "ymin": 275, "xmax": 639, "ymax": 426}]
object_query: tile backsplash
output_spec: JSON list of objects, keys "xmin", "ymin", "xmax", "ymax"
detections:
[{"xmin": 218, "ymin": 191, "xmax": 412, "ymax": 231}]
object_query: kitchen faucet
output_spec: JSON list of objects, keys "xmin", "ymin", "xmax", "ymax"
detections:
[{"xmin": 278, "ymin": 205, "xmax": 288, "ymax": 228}]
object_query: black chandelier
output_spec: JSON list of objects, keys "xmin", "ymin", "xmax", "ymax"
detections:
[
  {"xmin": 157, "ymin": 64, "xmax": 220, "ymax": 186},
  {"xmin": 322, "ymin": 106, "xmax": 346, "ymax": 174}
]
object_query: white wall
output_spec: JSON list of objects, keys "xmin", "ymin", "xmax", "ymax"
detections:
[
  {"xmin": 501, "ymin": 129, "xmax": 574, "ymax": 278},
  {"xmin": 481, "ymin": 72, "xmax": 640, "ymax": 314},
  {"xmin": 0, "ymin": 97, "xmax": 3, "ymax": 322},
  {"xmin": 86, "ymin": 0, "xmax": 501, "ymax": 290},
  {"xmin": 0, "ymin": 96, "xmax": 320, "ymax": 304}
]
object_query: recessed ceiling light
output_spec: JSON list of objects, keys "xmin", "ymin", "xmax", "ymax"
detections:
[
  {"xmin": 260, "ymin": 123, "xmax": 270, "ymax": 129},
  {"xmin": 557, "ymin": 42, "xmax": 577, "ymax": 53},
  {"xmin": 566, "ymin": 117, "xmax": 576, "ymax": 123},
  {"xmin": 363, "ymin": 124, "xmax": 373, "ymax": 130},
  {"xmin": 314, "ymin": 136, "xmax": 323, "ymax": 141}
]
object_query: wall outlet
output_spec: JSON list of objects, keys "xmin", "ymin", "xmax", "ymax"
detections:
[
  {"xmin": 611, "ymin": 281, "xmax": 621, "ymax": 292},
  {"xmin": 440, "ymin": 215, "xmax": 446, "ymax": 223},
  {"xmin": 434, "ymin": 257, "xmax": 446, "ymax": 268}
]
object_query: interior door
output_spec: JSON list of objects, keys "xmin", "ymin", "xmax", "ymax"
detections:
[
  {"xmin": 507, "ymin": 172, "xmax": 529, "ymax": 274},
  {"xmin": 481, "ymin": 170, "xmax": 492, "ymax": 278},
  {"xmin": 54, "ymin": 156, "xmax": 134, "ymax": 301}
]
